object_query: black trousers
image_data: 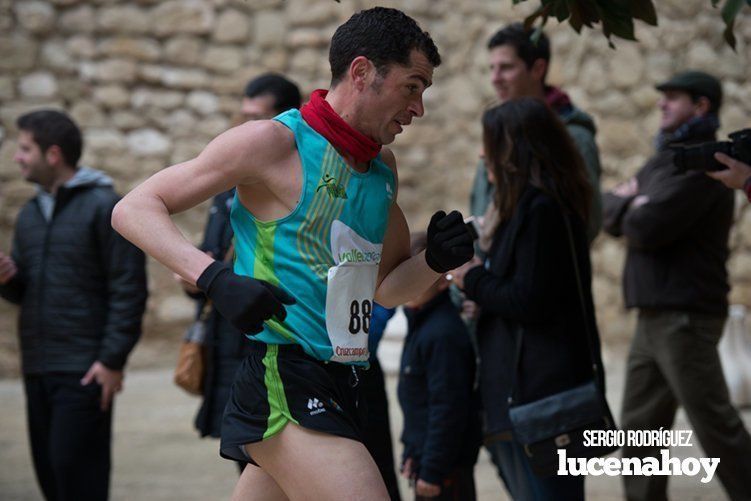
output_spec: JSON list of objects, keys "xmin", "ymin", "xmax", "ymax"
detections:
[
  {"xmin": 24, "ymin": 373, "xmax": 113, "ymax": 501},
  {"xmin": 361, "ymin": 358, "xmax": 402, "ymax": 501}
]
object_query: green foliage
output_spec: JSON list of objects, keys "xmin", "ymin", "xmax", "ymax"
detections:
[{"xmin": 514, "ymin": 0, "xmax": 749, "ymax": 49}]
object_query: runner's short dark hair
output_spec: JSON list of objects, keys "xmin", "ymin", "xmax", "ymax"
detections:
[{"xmin": 329, "ymin": 7, "xmax": 441, "ymax": 86}]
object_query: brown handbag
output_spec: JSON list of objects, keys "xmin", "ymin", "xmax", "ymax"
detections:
[
  {"xmin": 173, "ymin": 302, "xmax": 210, "ymax": 395},
  {"xmin": 174, "ymin": 244, "xmax": 234, "ymax": 396}
]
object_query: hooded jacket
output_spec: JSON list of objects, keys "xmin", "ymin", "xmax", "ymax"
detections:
[{"xmin": 0, "ymin": 168, "xmax": 148, "ymax": 374}]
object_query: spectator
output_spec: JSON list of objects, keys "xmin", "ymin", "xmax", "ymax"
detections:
[
  {"xmin": 0, "ymin": 110, "xmax": 147, "ymax": 501},
  {"xmin": 471, "ymin": 22, "xmax": 602, "ymax": 244},
  {"xmin": 451, "ymin": 97, "xmax": 604, "ymax": 500},
  {"xmin": 361, "ymin": 302, "xmax": 402, "ymax": 501},
  {"xmin": 399, "ymin": 232, "xmax": 480, "ymax": 501},
  {"xmin": 176, "ymin": 73, "xmax": 302, "ymax": 473},
  {"xmin": 602, "ymin": 70, "xmax": 751, "ymax": 500}
]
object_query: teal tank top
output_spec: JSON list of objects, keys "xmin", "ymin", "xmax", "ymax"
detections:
[{"xmin": 230, "ymin": 109, "xmax": 396, "ymax": 366}]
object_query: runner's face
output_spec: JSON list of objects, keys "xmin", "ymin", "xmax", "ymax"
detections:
[{"xmin": 364, "ymin": 50, "xmax": 433, "ymax": 145}]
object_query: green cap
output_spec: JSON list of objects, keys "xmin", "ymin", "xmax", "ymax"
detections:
[{"xmin": 656, "ymin": 70, "xmax": 722, "ymax": 110}]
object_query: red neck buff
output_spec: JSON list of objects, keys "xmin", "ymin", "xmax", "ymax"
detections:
[{"xmin": 300, "ymin": 89, "xmax": 381, "ymax": 164}]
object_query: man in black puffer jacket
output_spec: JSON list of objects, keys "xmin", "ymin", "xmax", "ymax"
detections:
[{"xmin": 0, "ymin": 110, "xmax": 147, "ymax": 501}]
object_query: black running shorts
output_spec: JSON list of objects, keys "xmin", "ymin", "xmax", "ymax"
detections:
[{"xmin": 220, "ymin": 341, "xmax": 366, "ymax": 464}]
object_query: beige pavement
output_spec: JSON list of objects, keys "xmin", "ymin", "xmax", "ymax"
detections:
[{"xmin": 0, "ymin": 317, "xmax": 745, "ymax": 500}]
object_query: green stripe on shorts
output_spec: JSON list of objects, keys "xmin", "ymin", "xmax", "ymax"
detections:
[{"xmin": 262, "ymin": 345, "xmax": 298, "ymax": 439}]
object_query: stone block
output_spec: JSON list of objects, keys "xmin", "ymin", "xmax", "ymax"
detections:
[
  {"xmin": 19, "ymin": 72, "xmax": 58, "ymax": 99},
  {"xmin": 97, "ymin": 5, "xmax": 152, "ymax": 34},
  {"xmin": 185, "ymin": 91, "xmax": 219, "ymax": 116},
  {"xmin": 163, "ymin": 37, "xmax": 204, "ymax": 66},
  {"xmin": 201, "ymin": 46, "xmax": 244, "ymax": 73},
  {"xmin": 127, "ymin": 128, "xmax": 172, "ymax": 156},
  {"xmin": 98, "ymin": 37, "xmax": 161, "ymax": 62},
  {"xmin": 59, "ymin": 4, "xmax": 95, "ymax": 33},
  {"xmin": 254, "ymin": 10, "xmax": 286, "ymax": 48},
  {"xmin": 213, "ymin": 8, "xmax": 251, "ymax": 42},
  {"xmin": 93, "ymin": 85, "xmax": 130, "ymax": 109},
  {"xmin": 85, "ymin": 127, "xmax": 127, "ymax": 153},
  {"xmin": 0, "ymin": 35, "xmax": 38, "ymax": 71},
  {"xmin": 15, "ymin": 1, "xmax": 55, "ymax": 34},
  {"xmin": 152, "ymin": 0, "xmax": 215, "ymax": 36}
]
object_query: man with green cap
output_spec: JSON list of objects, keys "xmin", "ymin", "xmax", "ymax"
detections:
[{"xmin": 603, "ymin": 70, "xmax": 751, "ymax": 500}]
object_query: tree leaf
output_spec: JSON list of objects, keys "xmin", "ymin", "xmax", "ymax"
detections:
[
  {"xmin": 565, "ymin": 0, "xmax": 599, "ymax": 31},
  {"xmin": 721, "ymin": 0, "xmax": 745, "ymax": 24},
  {"xmin": 596, "ymin": 1, "xmax": 637, "ymax": 41},
  {"xmin": 630, "ymin": 0, "xmax": 658, "ymax": 25},
  {"xmin": 552, "ymin": 0, "xmax": 571, "ymax": 22}
]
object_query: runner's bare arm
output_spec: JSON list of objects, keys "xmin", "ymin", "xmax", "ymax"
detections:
[
  {"xmin": 111, "ymin": 120, "xmax": 292, "ymax": 284},
  {"xmin": 374, "ymin": 149, "xmax": 441, "ymax": 308}
]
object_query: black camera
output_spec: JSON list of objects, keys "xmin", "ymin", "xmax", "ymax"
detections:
[{"xmin": 672, "ymin": 128, "xmax": 751, "ymax": 172}]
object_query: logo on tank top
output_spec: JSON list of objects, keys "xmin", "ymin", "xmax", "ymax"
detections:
[{"xmin": 316, "ymin": 173, "xmax": 348, "ymax": 200}]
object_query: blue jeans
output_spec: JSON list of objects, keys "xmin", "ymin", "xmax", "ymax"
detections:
[{"xmin": 486, "ymin": 440, "xmax": 584, "ymax": 501}]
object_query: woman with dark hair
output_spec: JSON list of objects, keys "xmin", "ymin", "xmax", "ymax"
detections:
[{"xmin": 451, "ymin": 97, "xmax": 605, "ymax": 500}]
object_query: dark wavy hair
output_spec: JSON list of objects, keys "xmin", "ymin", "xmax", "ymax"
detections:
[
  {"xmin": 482, "ymin": 97, "xmax": 591, "ymax": 224},
  {"xmin": 329, "ymin": 7, "xmax": 441, "ymax": 86}
]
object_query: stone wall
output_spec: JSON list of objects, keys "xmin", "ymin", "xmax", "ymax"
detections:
[{"xmin": 1, "ymin": 0, "xmax": 750, "ymax": 374}]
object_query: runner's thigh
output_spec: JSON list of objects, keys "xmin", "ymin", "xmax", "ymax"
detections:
[
  {"xmin": 246, "ymin": 422, "xmax": 389, "ymax": 501},
  {"xmin": 232, "ymin": 464, "xmax": 288, "ymax": 501}
]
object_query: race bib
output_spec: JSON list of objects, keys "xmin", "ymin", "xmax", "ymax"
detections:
[{"xmin": 325, "ymin": 220, "xmax": 382, "ymax": 363}]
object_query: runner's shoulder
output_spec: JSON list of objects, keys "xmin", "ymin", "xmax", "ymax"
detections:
[{"xmin": 233, "ymin": 119, "xmax": 296, "ymax": 158}]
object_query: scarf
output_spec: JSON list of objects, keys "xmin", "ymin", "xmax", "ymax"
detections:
[
  {"xmin": 300, "ymin": 89, "xmax": 381, "ymax": 163},
  {"xmin": 655, "ymin": 113, "xmax": 720, "ymax": 152},
  {"xmin": 544, "ymin": 85, "xmax": 573, "ymax": 114}
]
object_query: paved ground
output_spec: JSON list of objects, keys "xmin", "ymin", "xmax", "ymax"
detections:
[{"xmin": 1, "ymin": 310, "xmax": 746, "ymax": 500}]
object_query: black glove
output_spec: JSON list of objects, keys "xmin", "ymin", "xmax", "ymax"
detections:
[
  {"xmin": 424, "ymin": 210, "xmax": 475, "ymax": 273},
  {"xmin": 196, "ymin": 261, "xmax": 296, "ymax": 334}
]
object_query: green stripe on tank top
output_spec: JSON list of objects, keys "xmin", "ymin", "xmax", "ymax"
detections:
[
  {"xmin": 253, "ymin": 222, "xmax": 294, "ymax": 341},
  {"xmin": 262, "ymin": 345, "xmax": 298, "ymax": 439}
]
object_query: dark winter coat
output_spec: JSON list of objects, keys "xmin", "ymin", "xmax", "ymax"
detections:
[
  {"xmin": 602, "ymin": 126, "xmax": 734, "ymax": 316},
  {"xmin": 463, "ymin": 186, "xmax": 603, "ymax": 435},
  {"xmin": 398, "ymin": 291, "xmax": 481, "ymax": 485},
  {"xmin": 0, "ymin": 168, "xmax": 147, "ymax": 374}
]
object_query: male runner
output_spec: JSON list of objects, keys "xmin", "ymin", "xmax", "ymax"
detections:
[{"xmin": 112, "ymin": 8, "xmax": 474, "ymax": 501}]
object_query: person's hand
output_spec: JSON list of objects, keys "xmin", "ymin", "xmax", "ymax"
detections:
[
  {"xmin": 401, "ymin": 457, "xmax": 416, "ymax": 480},
  {"xmin": 415, "ymin": 479, "xmax": 441, "ymax": 498},
  {"xmin": 612, "ymin": 177, "xmax": 638, "ymax": 198},
  {"xmin": 707, "ymin": 153, "xmax": 751, "ymax": 190},
  {"xmin": 81, "ymin": 361, "xmax": 123, "ymax": 412},
  {"xmin": 461, "ymin": 300, "xmax": 480, "ymax": 321},
  {"xmin": 0, "ymin": 252, "xmax": 18, "ymax": 285},
  {"xmin": 630, "ymin": 194, "xmax": 650, "ymax": 209},
  {"xmin": 196, "ymin": 261, "xmax": 295, "ymax": 334},
  {"xmin": 449, "ymin": 256, "xmax": 482, "ymax": 290},
  {"xmin": 425, "ymin": 210, "xmax": 475, "ymax": 273}
]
